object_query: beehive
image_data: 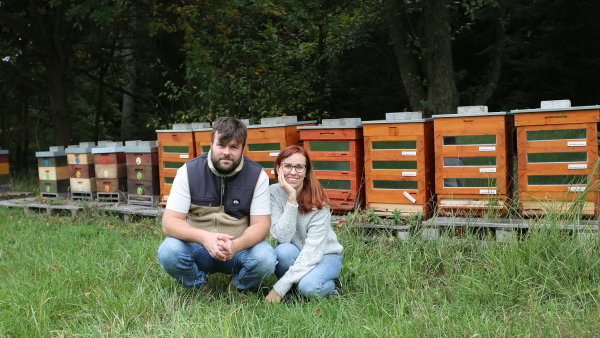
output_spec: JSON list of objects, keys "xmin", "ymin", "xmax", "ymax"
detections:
[
  {"xmin": 192, "ymin": 122, "xmax": 212, "ymax": 157},
  {"xmin": 92, "ymin": 141, "xmax": 127, "ymax": 202},
  {"xmin": 245, "ymin": 116, "xmax": 316, "ymax": 185},
  {"xmin": 512, "ymin": 100, "xmax": 600, "ymax": 218},
  {"xmin": 125, "ymin": 140, "xmax": 159, "ymax": 206},
  {"xmin": 66, "ymin": 142, "xmax": 96, "ymax": 200},
  {"xmin": 157, "ymin": 123, "xmax": 195, "ymax": 203},
  {"xmin": 36, "ymin": 146, "xmax": 69, "ymax": 198},
  {"xmin": 0, "ymin": 149, "xmax": 10, "ymax": 192},
  {"xmin": 299, "ymin": 118, "xmax": 364, "ymax": 212},
  {"xmin": 433, "ymin": 106, "xmax": 513, "ymax": 216},
  {"xmin": 363, "ymin": 112, "xmax": 435, "ymax": 219}
]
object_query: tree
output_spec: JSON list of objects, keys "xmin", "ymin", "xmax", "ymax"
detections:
[{"xmin": 383, "ymin": 0, "xmax": 506, "ymax": 116}]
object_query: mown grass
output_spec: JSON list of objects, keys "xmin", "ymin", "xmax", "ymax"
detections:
[{"xmin": 1, "ymin": 206, "xmax": 599, "ymax": 336}]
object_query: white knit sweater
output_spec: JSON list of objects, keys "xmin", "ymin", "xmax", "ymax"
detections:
[{"xmin": 269, "ymin": 184, "xmax": 343, "ymax": 297}]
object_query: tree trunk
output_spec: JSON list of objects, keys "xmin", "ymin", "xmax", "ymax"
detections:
[
  {"xmin": 121, "ymin": 9, "xmax": 136, "ymax": 141},
  {"xmin": 423, "ymin": 0, "xmax": 458, "ymax": 116},
  {"xmin": 382, "ymin": 0, "xmax": 426, "ymax": 111},
  {"xmin": 47, "ymin": 66, "xmax": 72, "ymax": 146}
]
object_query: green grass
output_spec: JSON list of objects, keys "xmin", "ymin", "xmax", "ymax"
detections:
[{"xmin": 1, "ymin": 207, "xmax": 599, "ymax": 336}]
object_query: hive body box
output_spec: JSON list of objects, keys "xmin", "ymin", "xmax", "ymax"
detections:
[
  {"xmin": 0, "ymin": 149, "xmax": 10, "ymax": 192},
  {"xmin": 192, "ymin": 122, "xmax": 212, "ymax": 157},
  {"xmin": 433, "ymin": 107, "xmax": 513, "ymax": 216},
  {"xmin": 244, "ymin": 117, "xmax": 316, "ymax": 185},
  {"xmin": 36, "ymin": 146, "xmax": 70, "ymax": 197},
  {"xmin": 299, "ymin": 119, "xmax": 365, "ymax": 212},
  {"xmin": 363, "ymin": 112, "xmax": 435, "ymax": 219},
  {"xmin": 512, "ymin": 100, "xmax": 600, "ymax": 218},
  {"xmin": 125, "ymin": 140, "xmax": 160, "ymax": 206},
  {"xmin": 157, "ymin": 124, "xmax": 195, "ymax": 204},
  {"xmin": 66, "ymin": 142, "xmax": 97, "ymax": 199},
  {"xmin": 92, "ymin": 141, "xmax": 127, "ymax": 202}
]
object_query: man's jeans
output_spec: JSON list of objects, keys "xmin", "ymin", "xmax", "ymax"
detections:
[
  {"xmin": 274, "ymin": 243, "xmax": 342, "ymax": 297},
  {"xmin": 157, "ymin": 237, "xmax": 276, "ymax": 290}
]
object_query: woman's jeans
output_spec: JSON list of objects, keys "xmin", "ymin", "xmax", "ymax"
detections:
[
  {"xmin": 157, "ymin": 236, "xmax": 276, "ymax": 290},
  {"xmin": 275, "ymin": 243, "xmax": 342, "ymax": 297}
]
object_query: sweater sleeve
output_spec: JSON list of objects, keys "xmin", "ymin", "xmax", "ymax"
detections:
[
  {"xmin": 272, "ymin": 208, "xmax": 331, "ymax": 297},
  {"xmin": 269, "ymin": 186, "xmax": 298, "ymax": 244}
]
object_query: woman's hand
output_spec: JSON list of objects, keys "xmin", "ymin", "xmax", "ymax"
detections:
[
  {"xmin": 265, "ymin": 288, "xmax": 282, "ymax": 303},
  {"xmin": 277, "ymin": 167, "xmax": 297, "ymax": 204}
]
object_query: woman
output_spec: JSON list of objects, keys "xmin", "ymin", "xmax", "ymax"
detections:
[{"xmin": 265, "ymin": 145, "xmax": 343, "ymax": 303}]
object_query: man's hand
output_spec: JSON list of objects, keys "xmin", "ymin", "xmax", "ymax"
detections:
[
  {"xmin": 217, "ymin": 236, "xmax": 238, "ymax": 261},
  {"xmin": 202, "ymin": 232, "xmax": 233, "ymax": 261},
  {"xmin": 265, "ymin": 289, "xmax": 282, "ymax": 303}
]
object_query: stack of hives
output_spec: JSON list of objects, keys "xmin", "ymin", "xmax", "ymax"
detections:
[
  {"xmin": 125, "ymin": 140, "xmax": 160, "ymax": 206},
  {"xmin": 512, "ymin": 100, "xmax": 600, "ymax": 218},
  {"xmin": 432, "ymin": 106, "xmax": 514, "ymax": 216},
  {"xmin": 66, "ymin": 142, "xmax": 96, "ymax": 200},
  {"xmin": 0, "ymin": 149, "xmax": 10, "ymax": 192},
  {"xmin": 92, "ymin": 141, "xmax": 127, "ymax": 202},
  {"xmin": 298, "ymin": 118, "xmax": 365, "ymax": 212},
  {"xmin": 245, "ymin": 116, "xmax": 316, "ymax": 185},
  {"xmin": 156, "ymin": 123, "xmax": 195, "ymax": 204},
  {"xmin": 36, "ymin": 146, "xmax": 69, "ymax": 198},
  {"xmin": 362, "ymin": 112, "xmax": 435, "ymax": 219}
]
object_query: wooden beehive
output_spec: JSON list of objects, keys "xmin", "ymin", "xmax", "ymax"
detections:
[
  {"xmin": 36, "ymin": 146, "xmax": 70, "ymax": 198},
  {"xmin": 245, "ymin": 116, "xmax": 316, "ymax": 185},
  {"xmin": 299, "ymin": 118, "xmax": 364, "ymax": 213},
  {"xmin": 125, "ymin": 140, "xmax": 160, "ymax": 206},
  {"xmin": 192, "ymin": 122, "xmax": 213, "ymax": 156},
  {"xmin": 512, "ymin": 100, "xmax": 600, "ymax": 218},
  {"xmin": 0, "ymin": 149, "xmax": 10, "ymax": 192},
  {"xmin": 363, "ymin": 112, "xmax": 435, "ymax": 219},
  {"xmin": 92, "ymin": 141, "xmax": 127, "ymax": 201},
  {"xmin": 66, "ymin": 142, "xmax": 97, "ymax": 198},
  {"xmin": 433, "ymin": 106, "xmax": 513, "ymax": 216},
  {"xmin": 157, "ymin": 123, "xmax": 195, "ymax": 204}
]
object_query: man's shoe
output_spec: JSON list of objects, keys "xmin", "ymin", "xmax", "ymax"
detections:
[{"xmin": 333, "ymin": 278, "xmax": 342, "ymax": 295}]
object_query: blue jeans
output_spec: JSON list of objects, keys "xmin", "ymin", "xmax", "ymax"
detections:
[
  {"xmin": 275, "ymin": 243, "xmax": 342, "ymax": 297},
  {"xmin": 157, "ymin": 237, "xmax": 276, "ymax": 290}
]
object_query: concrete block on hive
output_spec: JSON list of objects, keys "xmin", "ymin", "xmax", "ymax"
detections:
[
  {"xmin": 457, "ymin": 106, "xmax": 488, "ymax": 114},
  {"xmin": 321, "ymin": 118, "xmax": 362, "ymax": 127},
  {"xmin": 386, "ymin": 112, "xmax": 423, "ymax": 121},
  {"xmin": 540, "ymin": 99, "xmax": 571, "ymax": 109}
]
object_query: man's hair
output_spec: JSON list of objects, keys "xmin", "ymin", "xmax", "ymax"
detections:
[{"xmin": 211, "ymin": 117, "xmax": 247, "ymax": 147}]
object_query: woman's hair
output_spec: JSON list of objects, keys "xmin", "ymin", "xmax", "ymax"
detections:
[{"xmin": 274, "ymin": 145, "xmax": 329, "ymax": 213}]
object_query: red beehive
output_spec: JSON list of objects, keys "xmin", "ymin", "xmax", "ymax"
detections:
[
  {"xmin": 512, "ymin": 100, "xmax": 600, "ymax": 218},
  {"xmin": 92, "ymin": 141, "xmax": 127, "ymax": 201},
  {"xmin": 125, "ymin": 140, "xmax": 160, "ymax": 206},
  {"xmin": 363, "ymin": 112, "xmax": 435, "ymax": 219},
  {"xmin": 0, "ymin": 149, "xmax": 10, "ymax": 192},
  {"xmin": 299, "ymin": 118, "xmax": 364, "ymax": 213},
  {"xmin": 433, "ymin": 106, "xmax": 513, "ymax": 216}
]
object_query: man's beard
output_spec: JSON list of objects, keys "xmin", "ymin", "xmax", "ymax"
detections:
[{"xmin": 211, "ymin": 152, "xmax": 241, "ymax": 175}]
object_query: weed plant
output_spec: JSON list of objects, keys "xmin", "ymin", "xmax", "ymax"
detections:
[{"xmin": 0, "ymin": 207, "xmax": 599, "ymax": 336}]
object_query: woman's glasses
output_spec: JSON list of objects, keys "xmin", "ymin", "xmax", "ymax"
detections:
[{"xmin": 281, "ymin": 163, "xmax": 307, "ymax": 173}]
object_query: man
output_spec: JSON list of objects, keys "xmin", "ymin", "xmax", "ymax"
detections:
[{"xmin": 157, "ymin": 117, "xmax": 276, "ymax": 292}]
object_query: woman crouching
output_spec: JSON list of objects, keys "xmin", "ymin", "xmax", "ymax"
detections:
[{"xmin": 265, "ymin": 145, "xmax": 343, "ymax": 303}]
